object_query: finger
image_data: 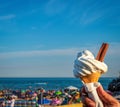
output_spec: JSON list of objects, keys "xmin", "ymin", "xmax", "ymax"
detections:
[
  {"xmin": 83, "ymin": 96, "xmax": 96, "ymax": 107},
  {"xmin": 81, "ymin": 87, "xmax": 87, "ymax": 94},
  {"xmin": 97, "ymin": 86, "xmax": 119, "ymax": 105}
]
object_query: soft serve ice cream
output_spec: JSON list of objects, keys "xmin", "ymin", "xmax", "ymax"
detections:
[
  {"xmin": 73, "ymin": 50, "xmax": 108, "ymax": 78},
  {"xmin": 73, "ymin": 43, "xmax": 109, "ymax": 107}
]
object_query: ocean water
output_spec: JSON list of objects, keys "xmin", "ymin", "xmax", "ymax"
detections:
[{"xmin": 0, "ymin": 77, "xmax": 115, "ymax": 91}]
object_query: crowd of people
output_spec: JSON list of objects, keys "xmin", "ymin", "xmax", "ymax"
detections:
[
  {"xmin": 0, "ymin": 86, "xmax": 120, "ymax": 107},
  {"xmin": 0, "ymin": 87, "xmax": 81, "ymax": 107}
]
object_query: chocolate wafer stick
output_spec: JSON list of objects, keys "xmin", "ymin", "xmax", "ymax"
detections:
[{"xmin": 96, "ymin": 43, "xmax": 109, "ymax": 62}]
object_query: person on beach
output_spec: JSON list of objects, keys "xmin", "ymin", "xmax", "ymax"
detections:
[
  {"xmin": 37, "ymin": 88, "xmax": 44, "ymax": 107},
  {"xmin": 10, "ymin": 96, "xmax": 16, "ymax": 107},
  {"xmin": 82, "ymin": 85, "xmax": 120, "ymax": 107}
]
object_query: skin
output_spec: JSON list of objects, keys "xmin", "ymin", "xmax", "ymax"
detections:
[{"xmin": 82, "ymin": 86, "xmax": 120, "ymax": 107}]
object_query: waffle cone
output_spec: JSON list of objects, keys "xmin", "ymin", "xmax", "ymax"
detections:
[{"xmin": 80, "ymin": 72, "xmax": 101, "ymax": 83}]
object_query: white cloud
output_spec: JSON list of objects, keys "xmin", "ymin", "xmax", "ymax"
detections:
[
  {"xmin": 80, "ymin": 12, "xmax": 104, "ymax": 25},
  {"xmin": 0, "ymin": 48, "xmax": 79, "ymax": 59},
  {"xmin": 0, "ymin": 42, "xmax": 120, "ymax": 59},
  {"xmin": 0, "ymin": 14, "xmax": 16, "ymax": 20},
  {"xmin": 79, "ymin": 1, "xmax": 110, "ymax": 25}
]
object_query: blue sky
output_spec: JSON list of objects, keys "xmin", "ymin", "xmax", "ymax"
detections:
[{"xmin": 0, "ymin": 0, "xmax": 120, "ymax": 77}]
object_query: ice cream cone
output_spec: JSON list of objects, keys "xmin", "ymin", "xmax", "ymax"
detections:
[
  {"xmin": 80, "ymin": 43, "xmax": 109, "ymax": 83},
  {"xmin": 73, "ymin": 43, "xmax": 109, "ymax": 107},
  {"xmin": 80, "ymin": 72, "xmax": 101, "ymax": 83}
]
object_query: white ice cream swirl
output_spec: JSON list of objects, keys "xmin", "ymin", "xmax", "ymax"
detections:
[{"xmin": 73, "ymin": 50, "xmax": 108, "ymax": 77}]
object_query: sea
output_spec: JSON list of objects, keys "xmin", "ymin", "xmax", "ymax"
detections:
[{"xmin": 0, "ymin": 77, "xmax": 115, "ymax": 91}]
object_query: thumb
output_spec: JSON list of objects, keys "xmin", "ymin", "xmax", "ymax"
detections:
[{"xmin": 97, "ymin": 85, "xmax": 119, "ymax": 105}]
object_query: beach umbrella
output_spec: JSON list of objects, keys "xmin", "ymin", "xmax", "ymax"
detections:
[
  {"xmin": 21, "ymin": 90, "xmax": 25, "ymax": 93},
  {"xmin": 11, "ymin": 95, "xmax": 17, "ymax": 99},
  {"xmin": 66, "ymin": 86, "xmax": 78, "ymax": 90},
  {"xmin": 55, "ymin": 91, "xmax": 62, "ymax": 95},
  {"xmin": 43, "ymin": 99, "xmax": 51, "ymax": 104}
]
